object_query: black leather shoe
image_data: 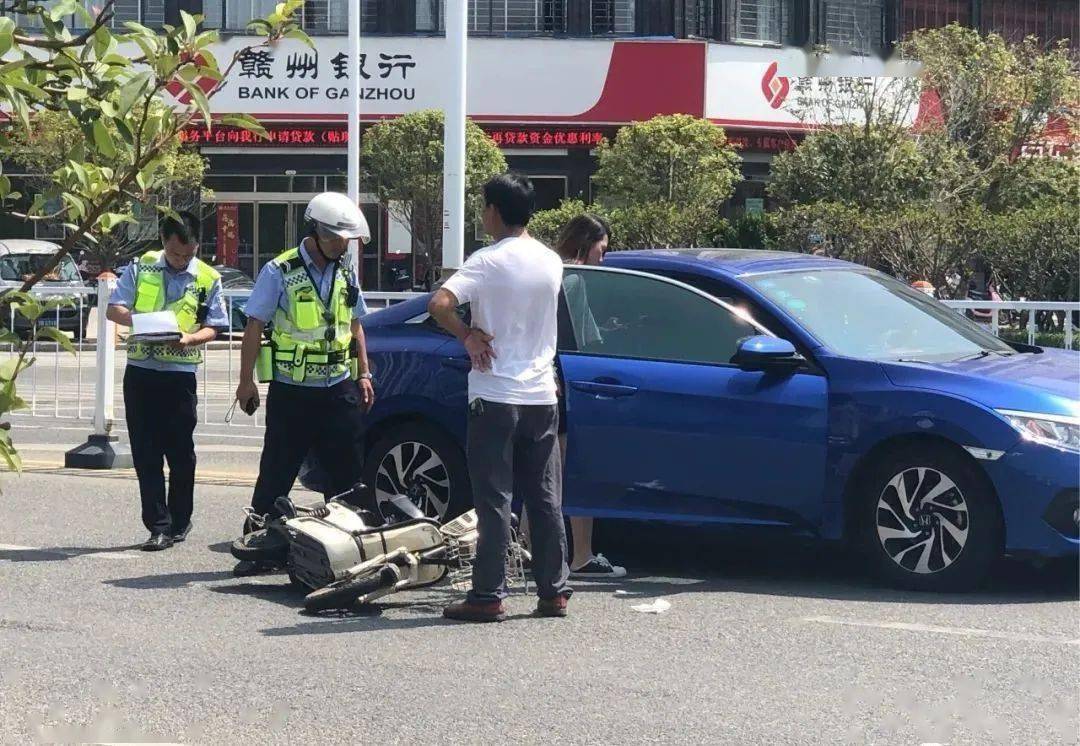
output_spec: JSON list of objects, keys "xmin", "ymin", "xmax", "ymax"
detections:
[
  {"xmin": 172, "ymin": 522, "xmax": 192, "ymax": 543},
  {"xmin": 142, "ymin": 534, "xmax": 174, "ymax": 552},
  {"xmin": 232, "ymin": 560, "xmax": 282, "ymax": 577}
]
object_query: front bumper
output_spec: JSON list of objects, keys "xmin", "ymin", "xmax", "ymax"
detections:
[{"xmin": 984, "ymin": 440, "xmax": 1080, "ymax": 557}]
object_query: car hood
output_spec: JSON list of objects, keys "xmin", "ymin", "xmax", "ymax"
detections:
[{"xmin": 881, "ymin": 348, "xmax": 1080, "ymax": 418}]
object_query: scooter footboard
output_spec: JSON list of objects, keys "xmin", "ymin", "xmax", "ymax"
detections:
[{"xmin": 354, "ymin": 519, "xmax": 443, "ymax": 560}]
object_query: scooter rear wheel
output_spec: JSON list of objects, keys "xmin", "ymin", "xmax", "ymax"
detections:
[{"xmin": 304, "ymin": 567, "xmax": 397, "ymax": 612}]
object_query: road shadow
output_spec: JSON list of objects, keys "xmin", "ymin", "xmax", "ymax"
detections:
[
  {"xmin": 104, "ymin": 568, "xmax": 309, "ymax": 607},
  {"xmin": 0, "ymin": 544, "xmax": 142, "ymax": 563},
  {"xmin": 588, "ymin": 520, "xmax": 1079, "ymax": 606},
  {"xmin": 209, "ymin": 582, "xmax": 306, "ymax": 609},
  {"xmin": 263, "ymin": 611, "xmax": 460, "ymax": 637},
  {"xmin": 105, "ymin": 570, "xmax": 236, "ymax": 589}
]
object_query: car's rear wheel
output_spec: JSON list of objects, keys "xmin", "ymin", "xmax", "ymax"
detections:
[
  {"xmin": 362, "ymin": 422, "xmax": 471, "ymax": 522},
  {"xmin": 858, "ymin": 445, "xmax": 1003, "ymax": 592}
]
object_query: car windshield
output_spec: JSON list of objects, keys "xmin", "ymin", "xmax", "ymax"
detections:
[
  {"xmin": 748, "ymin": 269, "xmax": 1016, "ymax": 362},
  {"xmin": 217, "ymin": 268, "xmax": 253, "ymax": 288},
  {"xmin": 0, "ymin": 253, "xmax": 80, "ymax": 283}
]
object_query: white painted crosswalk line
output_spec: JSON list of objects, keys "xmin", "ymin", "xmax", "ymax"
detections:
[
  {"xmin": 802, "ymin": 615, "xmax": 1080, "ymax": 646},
  {"xmin": 0, "ymin": 543, "xmax": 141, "ymax": 561}
]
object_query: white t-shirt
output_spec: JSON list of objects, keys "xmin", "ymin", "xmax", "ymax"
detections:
[{"xmin": 441, "ymin": 234, "xmax": 562, "ymax": 406}]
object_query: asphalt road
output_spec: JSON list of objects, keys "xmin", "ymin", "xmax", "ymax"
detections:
[{"xmin": 1, "ymin": 472, "xmax": 1077, "ymax": 744}]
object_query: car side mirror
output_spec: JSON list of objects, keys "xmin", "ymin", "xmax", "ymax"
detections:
[{"xmin": 732, "ymin": 335, "xmax": 803, "ymax": 372}]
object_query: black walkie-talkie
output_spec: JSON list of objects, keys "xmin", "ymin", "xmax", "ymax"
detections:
[{"xmin": 195, "ymin": 286, "xmax": 209, "ymax": 324}]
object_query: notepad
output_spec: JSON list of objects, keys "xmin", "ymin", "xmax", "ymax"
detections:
[{"xmin": 130, "ymin": 311, "xmax": 182, "ymax": 342}]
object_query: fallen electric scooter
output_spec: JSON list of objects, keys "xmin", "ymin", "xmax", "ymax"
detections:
[
  {"xmin": 302, "ymin": 507, "xmax": 530, "ymax": 612},
  {"xmin": 230, "ymin": 482, "xmax": 425, "ymax": 589}
]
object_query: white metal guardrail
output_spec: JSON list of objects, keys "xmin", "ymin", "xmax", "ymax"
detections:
[
  {"xmin": 941, "ymin": 300, "xmax": 1079, "ymax": 351},
  {"xmin": 3, "ymin": 283, "xmax": 98, "ymax": 421},
  {"xmin": 2, "ymin": 285, "xmax": 426, "ymax": 435}
]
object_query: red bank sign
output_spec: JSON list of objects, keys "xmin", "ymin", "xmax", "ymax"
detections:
[{"xmin": 180, "ymin": 123, "xmax": 615, "ymax": 149}]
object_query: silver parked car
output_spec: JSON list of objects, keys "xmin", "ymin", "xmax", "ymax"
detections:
[{"xmin": 0, "ymin": 240, "xmax": 94, "ymax": 339}]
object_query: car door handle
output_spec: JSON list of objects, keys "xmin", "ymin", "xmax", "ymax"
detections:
[
  {"xmin": 569, "ymin": 380, "xmax": 638, "ymax": 398},
  {"xmin": 441, "ymin": 357, "xmax": 471, "ymax": 371}
]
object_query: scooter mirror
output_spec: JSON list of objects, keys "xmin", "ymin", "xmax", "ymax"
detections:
[{"xmin": 383, "ymin": 493, "xmax": 425, "ymax": 522}]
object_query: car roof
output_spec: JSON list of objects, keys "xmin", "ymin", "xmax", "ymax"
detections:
[
  {"xmin": 604, "ymin": 248, "xmax": 862, "ymax": 277},
  {"xmin": 0, "ymin": 239, "xmax": 65, "ymax": 256}
]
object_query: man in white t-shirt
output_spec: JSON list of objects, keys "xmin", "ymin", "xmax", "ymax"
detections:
[{"xmin": 429, "ymin": 173, "xmax": 572, "ymax": 622}]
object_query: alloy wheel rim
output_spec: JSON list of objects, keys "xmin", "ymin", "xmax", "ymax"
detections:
[
  {"xmin": 876, "ymin": 467, "xmax": 970, "ymax": 575},
  {"xmin": 375, "ymin": 441, "xmax": 451, "ymax": 520}
]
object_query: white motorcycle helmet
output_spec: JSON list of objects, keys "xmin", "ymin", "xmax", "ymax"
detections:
[{"xmin": 304, "ymin": 192, "xmax": 370, "ymax": 243}]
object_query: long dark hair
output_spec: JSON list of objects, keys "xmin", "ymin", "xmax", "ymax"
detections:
[{"xmin": 555, "ymin": 213, "xmax": 610, "ymax": 264}]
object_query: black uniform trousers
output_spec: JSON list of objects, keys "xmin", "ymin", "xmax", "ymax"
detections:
[
  {"xmin": 123, "ymin": 364, "xmax": 198, "ymax": 536},
  {"xmin": 250, "ymin": 379, "xmax": 366, "ymax": 519}
]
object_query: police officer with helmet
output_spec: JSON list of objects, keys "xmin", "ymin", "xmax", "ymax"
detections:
[{"xmin": 233, "ymin": 192, "xmax": 375, "ymax": 576}]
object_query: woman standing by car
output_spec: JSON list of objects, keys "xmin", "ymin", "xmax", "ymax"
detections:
[{"xmin": 532, "ymin": 214, "xmax": 627, "ymax": 579}]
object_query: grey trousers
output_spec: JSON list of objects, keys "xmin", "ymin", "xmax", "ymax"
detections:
[{"xmin": 466, "ymin": 399, "xmax": 572, "ymax": 603}]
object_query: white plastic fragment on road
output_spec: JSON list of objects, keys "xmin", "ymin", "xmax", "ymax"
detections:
[
  {"xmin": 630, "ymin": 598, "xmax": 671, "ymax": 614},
  {"xmin": 613, "ymin": 589, "xmax": 630, "ymax": 596}
]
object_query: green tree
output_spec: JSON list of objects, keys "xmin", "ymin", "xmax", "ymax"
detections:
[
  {"xmin": 0, "ymin": 0, "xmax": 306, "ymax": 475},
  {"xmin": 902, "ymin": 26, "xmax": 1078, "ymax": 177},
  {"xmin": 592, "ymin": 114, "xmax": 741, "ymax": 248},
  {"xmin": 361, "ymin": 110, "xmax": 506, "ymax": 274},
  {"xmin": 7, "ymin": 108, "xmax": 209, "ymax": 271},
  {"xmin": 768, "ymin": 25, "xmax": 1078, "ymax": 299},
  {"xmin": 527, "ymin": 198, "xmax": 593, "ymax": 248}
]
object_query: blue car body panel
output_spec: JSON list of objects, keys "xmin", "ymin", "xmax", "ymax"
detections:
[{"xmin": 361, "ymin": 250, "xmax": 1079, "ymax": 558}]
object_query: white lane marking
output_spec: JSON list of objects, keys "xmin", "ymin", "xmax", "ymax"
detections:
[
  {"xmin": 803, "ymin": 615, "xmax": 1080, "ymax": 646},
  {"xmin": 85, "ymin": 552, "xmax": 142, "ymax": 560},
  {"xmin": 0, "ymin": 543, "xmax": 140, "ymax": 561}
]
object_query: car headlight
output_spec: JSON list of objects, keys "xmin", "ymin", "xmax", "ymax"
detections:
[{"xmin": 997, "ymin": 410, "xmax": 1080, "ymax": 453}]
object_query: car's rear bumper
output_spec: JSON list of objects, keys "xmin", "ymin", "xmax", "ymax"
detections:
[{"xmin": 985, "ymin": 441, "xmax": 1079, "ymax": 557}]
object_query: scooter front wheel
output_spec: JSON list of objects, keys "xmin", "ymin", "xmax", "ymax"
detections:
[{"xmin": 304, "ymin": 566, "xmax": 399, "ymax": 612}]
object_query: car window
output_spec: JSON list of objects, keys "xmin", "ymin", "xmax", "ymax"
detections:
[
  {"xmin": 656, "ymin": 270, "xmax": 813, "ymax": 357},
  {"xmin": 747, "ymin": 269, "xmax": 1015, "ymax": 362},
  {"xmin": 217, "ymin": 268, "xmax": 254, "ymax": 288},
  {"xmin": 562, "ymin": 268, "xmax": 758, "ymax": 365},
  {"xmin": 0, "ymin": 253, "xmax": 79, "ymax": 282}
]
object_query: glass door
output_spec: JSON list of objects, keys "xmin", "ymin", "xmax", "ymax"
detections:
[{"xmin": 256, "ymin": 202, "xmax": 290, "ymax": 274}]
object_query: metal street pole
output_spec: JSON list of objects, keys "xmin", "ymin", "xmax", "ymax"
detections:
[
  {"xmin": 64, "ymin": 276, "xmax": 131, "ymax": 469},
  {"xmin": 347, "ymin": 0, "xmax": 362, "ymax": 279},
  {"xmin": 441, "ymin": 0, "xmax": 467, "ymax": 277}
]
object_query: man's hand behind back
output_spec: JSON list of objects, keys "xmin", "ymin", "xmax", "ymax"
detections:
[{"xmin": 464, "ymin": 328, "xmax": 496, "ymax": 372}]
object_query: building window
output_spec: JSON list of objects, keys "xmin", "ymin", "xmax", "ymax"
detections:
[
  {"xmin": 730, "ymin": 0, "xmax": 785, "ymax": 43},
  {"xmin": 418, "ymin": 0, "xmax": 569, "ymax": 34},
  {"xmin": 203, "ymin": 0, "xmax": 376, "ymax": 33},
  {"xmin": 980, "ymin": 0, "xmax": 1078, "ymax": 47},
  {"xmin": 592, "ymin": 0, "xmax": 635, "ymax": 34},
  {"xmin": 819, "ymin": 0, "xmax": 885, "ymax": 53},
  {"xmin": 530, "ymin": 176, "xmax": 569, "ymax": 213},
  {"xmin": 898, "ymin": 0, "xmax": 970, "ymax": 37},
  {"xmin": 6, "ymin": 0, "xmax": 163, "ymax": 29}
]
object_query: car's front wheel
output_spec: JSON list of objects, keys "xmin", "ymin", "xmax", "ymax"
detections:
[
  {"xmin": 362, "ymin": 422, "xmax": 471, "ymax": 522},
  {"xmin": 858, "ymin": 445, "xmax": 1003, "ymax": 592}
]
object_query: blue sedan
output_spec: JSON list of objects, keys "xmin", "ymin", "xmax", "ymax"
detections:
[{"xmin": 358, "ymin": 249, "xmax": 1079, "ymax": 592}]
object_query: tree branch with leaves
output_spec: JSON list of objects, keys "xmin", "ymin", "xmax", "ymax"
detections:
[{"xmin": 0, "ymin": 0, "xmax": 311, "ymax": 476}]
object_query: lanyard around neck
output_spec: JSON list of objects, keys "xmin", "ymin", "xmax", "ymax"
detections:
[{"xmin": 301, "ymin": 251, "xmax": 340, "ymax": 310}]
